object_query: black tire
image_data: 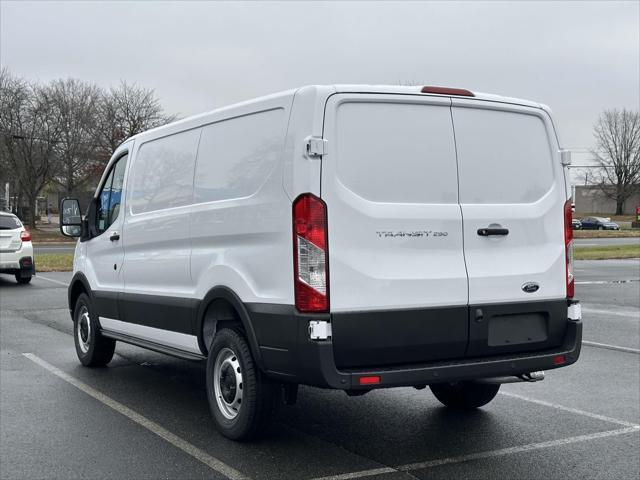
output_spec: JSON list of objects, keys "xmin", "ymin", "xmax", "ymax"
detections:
[
  {"xmin": 73, "ymin": 293, "xmax": 115, "ymax": 367},
  {"xmin": 15, "ymin": 274, "xmax": 32, "ymax": 284},
  {"xmin": 206, "ymin": 328, "xmax": 279, "ymax": 440},
  {"xmin": 430, "ymin": 381, "xmax": 500, "ymax": 409}
]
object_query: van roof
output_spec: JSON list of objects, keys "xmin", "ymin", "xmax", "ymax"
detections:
[
  {"xmin": 331, "ymin": 84, "xmax": 545, "ymax": 110},
  {"xmin": 128, "ymin": 84, "xmax": 547, "ymax": 144}
]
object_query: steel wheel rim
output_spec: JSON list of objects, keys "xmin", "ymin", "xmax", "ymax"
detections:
[
  {"xmin": 77, "ymin": 306, "xmax": 91, "ymax": 354},
  {"xmin": 213, "ymin": 347, "xmax": 243, "ymax": 420}
]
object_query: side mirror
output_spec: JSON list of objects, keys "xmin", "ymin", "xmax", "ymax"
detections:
[
  {"xmin": 60, "ymin": 198, "xmax": 82, "ymax": 238},
  {"xmin": 560, "ymin": 149, "xmax": 572, "ymax": 166}
]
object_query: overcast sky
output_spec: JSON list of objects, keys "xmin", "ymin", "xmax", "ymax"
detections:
[{"xmin": 1, "ymin": 0, "xmax": 638, "ymax": 160}]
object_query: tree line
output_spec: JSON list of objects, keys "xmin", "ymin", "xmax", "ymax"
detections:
[
  {"xmin": 591, "ymin": 109, "xmax": 640, "ymax": 215},
  {"xmin": 0, "ymin": 68, "xmax": 175, "ymax": 227}
]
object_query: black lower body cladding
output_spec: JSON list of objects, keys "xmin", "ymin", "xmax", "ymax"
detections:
[
  {"xmin": 76, "ymin": 285, "xmax": 581, "ymax": 391},
  {"xmin": 247, "ymin": 299, "xmax": 581, "ymax": 390}
]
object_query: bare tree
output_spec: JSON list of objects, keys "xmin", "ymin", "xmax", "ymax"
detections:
[
  {"xmin": 95, "ymin": 81, "xmax": 176, "ymax": 158},
  {"xmin": 49, "ymin": 78, "xmax": 103, "ymax": 195},
  {"xmin": 592, "ymin": 109, "xmax": 640, "ymax": 214},
  {"xmin": 0, "ymin": 69, "xmax": 61, "ymax": 227}
]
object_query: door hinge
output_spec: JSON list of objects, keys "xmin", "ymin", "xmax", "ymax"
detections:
[{"xmin": 304, "ymin": 136, "xmax": 327, "ymax": 158}]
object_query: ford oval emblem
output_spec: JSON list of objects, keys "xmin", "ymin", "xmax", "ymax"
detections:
[{"xmin": 522, "ymin": 282, "xmax": 540, "ymax": 293}]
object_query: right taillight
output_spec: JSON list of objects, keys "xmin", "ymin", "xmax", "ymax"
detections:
[
  {"xmin": 292, "ymin": 193, "xmax": 329, "ymax": 313},
  {"xmin": 20, "ymin": 230, "xmax": 31, "ymax": 242},
  {"xmin": 564, "ymin": 199, "xmax": 574, "ymax": 298}
]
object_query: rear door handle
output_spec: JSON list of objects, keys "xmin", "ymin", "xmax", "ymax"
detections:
[
  {"xmin": 477, "ymin": 227, "xmax": 509, "ymax": 236},
  {"xmin": 109, "ymin": 231, "xmax": 120, "ymax": 242}
]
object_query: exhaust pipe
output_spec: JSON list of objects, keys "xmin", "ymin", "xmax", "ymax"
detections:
[{"xmin": 475, "ymin": 371, "xmax": 545, "ymax": 385}]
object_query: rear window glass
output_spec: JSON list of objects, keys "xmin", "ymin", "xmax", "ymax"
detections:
[
  {"xmin": 335, "ymin": 102, "xmax": 459, "ymax": 204},
  {"xmin": 130, "ymin": 129, "xmax": 200, "ymax": 214},
  {"xmin": 453, "ymin": 108, "xmax": 554, "ymax": 204},
  {"xmin": 0, "ymin": 216, "xmax": 21, "ymax": 229}
]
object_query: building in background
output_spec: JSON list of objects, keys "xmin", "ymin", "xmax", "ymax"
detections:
[{"xmin": 574, "ymin": 185, "xmax": 640, "ymax": 215}]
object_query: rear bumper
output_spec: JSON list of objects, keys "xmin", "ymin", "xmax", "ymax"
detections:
[
  {"xmin": 247, "ymin": 302, "xmax": 582, "ymax": 390},
  {"xmin": 299, "ymin": 319, "xmax": 581, "ymax": 390},
  {"xmin": 0, "ymin": 255, "xmax": 35, "ymax": 276}
]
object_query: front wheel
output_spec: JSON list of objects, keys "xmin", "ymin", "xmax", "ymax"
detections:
[
  {"xmin": 73, "ymin": 293, "xmax": 116, "ymax": 367},
  {"xmin": 206, "ymin": 328, "xmax": 279, "ymax": 440},
  {"xmin": 430, "ymin": 381, "xmax": 500, "ymax": 409}
]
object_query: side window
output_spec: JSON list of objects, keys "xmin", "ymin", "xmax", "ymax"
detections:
[
  {"xmin": 95, "ymin": 154, "xmax": 128, "ymax": 235},
  {"xmin": 129, "ymin": 130, "xmax": 199, "ymax": 214},
  {"xmin": 96, "ymin": 169, "xmax": 115, "ymax": 235},
  {"xmin": 194, "ymin": 109, "xmax": 284, "ymax": 203}
]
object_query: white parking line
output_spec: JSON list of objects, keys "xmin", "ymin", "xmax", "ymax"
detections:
[
  {"xmin": 311, "ymin": 427, "xmax": 640, "ymax": 480},
  {"xmin": 576, "ymin": 279, "xmax": 639, "ymax": 285},
  {"xmin": 396, "ymin": 427, "xmax": 640, "ymax": 472},
  {"xmin": 34, "ymin": 275, "xmax": 70, "ymax": 287},
  {"xmin": 582, "ymin": 340, "xmax": 640, "ymax": 354},
  {"xmin": 499, "ymin": 391, "xmax": 639, "ymax": 428},
  {"xmin": 309, "ymin": 391, "xmax": 640, "ymax": 480},
  {"xmin": 582, "ymin": 307, "xmax": 640, "ymax": 318},
  {"xmin": 22, "ymin": 353, "xmax": 250, "ymax": 480}
]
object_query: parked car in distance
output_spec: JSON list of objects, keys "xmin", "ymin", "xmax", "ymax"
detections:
[
  {"xmin": 60, "ymin": 84, "xmax": 582, "ymax": 440},
  {"xmin": 579, "ymin": 217, "xmax": 620, "ymax": 230},
  {"xmin": 0, "ymin": 211, "xmax": 35, "ymax": 284},
  {"xmin": 572, "ymin": 218, "xmax": 582, "ymax": 230}
]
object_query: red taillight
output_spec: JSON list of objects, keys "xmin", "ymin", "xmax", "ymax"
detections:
[
  {"xmin": 564, "ymin": 200, "xmax": 574, "ymax": 298},
  {"xmin": 293, "ymin": 194, "xmax": 329, "ymax": 313},
  {"xmin": 421, "ymin": 86, "xmax": 475, "ymax": 97},
  {"xmin": 20, "ymin": 230, "xmax": 31, "ymax": 242},
  {"xmin": 359, "ymin": 376, "xmax": 381, "ymax": 385}
]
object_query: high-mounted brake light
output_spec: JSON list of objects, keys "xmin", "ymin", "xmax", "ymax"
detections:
[
  {"xmin": 564, "ymin": 200, "xmax": 574, "ymax": 298},
  {"xmin": 293, "ymin": 193, "xmax": 329, "ymax": 313},
  {"xmin": 421, "ymin": 86, "xmax": 475, "ymax": 97},
  {"xmin": 20, "ymin": 230, "xmax": 31, "ymax": 242}
]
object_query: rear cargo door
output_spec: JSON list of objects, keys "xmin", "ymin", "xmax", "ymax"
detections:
[
  {"xmin": 451, "ymin": 101, "xmax": 568, "ymax": 357},
  {"xmin": 321, "ymin": 94, "xmax": 469, "ymax": 368}
]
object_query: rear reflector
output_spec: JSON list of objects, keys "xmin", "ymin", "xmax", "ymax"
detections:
[
  {"xmin": 293, "ymin": 193, "xmax": 329, "ymax": 313},
  {"xmin": 421, "ymin": 86, "xmax": 475, "ymax": 97},
  {"xmin": 20, "ymin": 230, "xmax": 31, "ymax": 242},
  {"xmin": 358, "ymin": 376, "xmax": 381, "ymax": 385},
  {"xmin": 553, "ymin": 354, "xmax": 567, "ymax": 366}
]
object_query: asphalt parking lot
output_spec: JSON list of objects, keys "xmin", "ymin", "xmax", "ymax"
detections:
[{"xmin": 1, "ymin": 260, "xmax": 639, "ymax": 480}]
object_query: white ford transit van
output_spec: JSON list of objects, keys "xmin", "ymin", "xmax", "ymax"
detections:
[{"xmin": 60, "ymin": 85, "xmax": 582, "ymax": 440}]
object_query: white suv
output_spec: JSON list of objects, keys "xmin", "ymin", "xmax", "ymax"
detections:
[
  {"xmin": 60, "ymin": 85, "xmax": 582, "ymax": 440},
  {"xmin": 0, "ymin": 212, "xmax": 35, "ymax": 284}
]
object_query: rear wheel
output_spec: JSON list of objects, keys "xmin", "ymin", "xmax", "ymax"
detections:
[
  {"xmin": 430, "ymin": 381, "xmax": 500, "ymax": 409},
  {"xmin": 15, "ymin": 274, "xmax": 32, "ymax": 284},
  {"xmin": 73, "ymin": 293, "xmax": 115, "ymax": 366},
  {"xmin": 206, "ymin": 328, "xmax": 279, "ymax": 440}
]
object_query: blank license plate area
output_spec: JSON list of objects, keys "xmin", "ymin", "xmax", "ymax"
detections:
[{"xmin": 488, "ymin": 313, "xmax": 548, "ymax": 347}]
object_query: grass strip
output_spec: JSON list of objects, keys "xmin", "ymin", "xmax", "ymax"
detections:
[
  {"xmin": 574, "ymin": 230, "xmax": 640, "ymax": 238},
  {"xmin": 36, "ymin": 253, "xmax": 74, "ymax": 272},
  {"xmin": 574, "ymin": 244, "xmax": 640, "ymax": 260}
]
